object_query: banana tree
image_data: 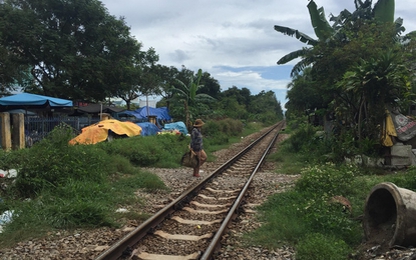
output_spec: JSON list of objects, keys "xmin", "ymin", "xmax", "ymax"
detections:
[
  {"xmin": 274, "ymin": 0, "xmax": 399, "ymax": 77},
  {"xmin": 274, "ymin": 0, "xmax": 334, "ymax": 76},
  {"xmin": 170, "ymin": 69, "xmax": 215, "ymax": 131}
]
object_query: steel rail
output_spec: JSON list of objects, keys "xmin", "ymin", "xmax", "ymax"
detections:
[
  {"xmin": 200, "ymin": 122, "xmax": 282, "ymax": 260},
  {"xmin": 95, "ymin": 122, "xmax": 282, "ymax": 260}
]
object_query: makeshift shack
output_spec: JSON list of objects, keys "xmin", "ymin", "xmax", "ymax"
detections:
[
  {"xmin": 117, "ymin": 106, "xmax": 172, "ymax": 127},
  {"xmin": 0, "ymin": 93, "xmax": 73, "ymax": 110}
]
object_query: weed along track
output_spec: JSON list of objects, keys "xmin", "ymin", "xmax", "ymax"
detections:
[{"xmin": 95, "ymin": 122, "xmax": 285, "ymax": 260}]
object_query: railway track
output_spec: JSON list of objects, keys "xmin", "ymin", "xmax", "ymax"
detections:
[{"xmin": 96, "ymin": 121, "xmax": 285, "ymax": 260}]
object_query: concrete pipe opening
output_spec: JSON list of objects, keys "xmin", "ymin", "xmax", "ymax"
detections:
[{"xmin": 363, "ymin": 182, "xmax": 416, "ymax": 247}]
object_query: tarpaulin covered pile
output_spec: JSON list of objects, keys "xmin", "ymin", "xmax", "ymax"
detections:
[
  {"xmin": 118, "ymin": 106, "xmax": 171, "ymax": 121},
  {"xmin": 69, "ymin": 119, "xmax": 142, "ymax": 145},
  {"xmin": 163, "ymin": 121, "xmax": 188, "ymax": 135},
  {"xmin": 136, "ymin": 122, "xmax": 161, "ymax": 136},
  {"xmin": 382, "ymin": 109, "xmax": 416, "ymax": 146}
]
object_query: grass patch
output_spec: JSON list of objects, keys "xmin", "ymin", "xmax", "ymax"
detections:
[
  {"xmin": 268, "ymin": 139, "xmax": 306, "ymax": 175},
  {"xmin": 296, "ymin": 233, "xmax": 351, "ymax": 260},
  {"xmin": 247, "ymin": 191, "xmax": 307, "ymax": 247}
]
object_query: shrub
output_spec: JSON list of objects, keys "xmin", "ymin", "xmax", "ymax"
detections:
[
  {"xmin": 287, "ymin": 123, "xmax": 317, "ymax": 153},
  {"xmin": 98, "ymin": 134, "xmax": 188, "ymax": 167},
  {"xmin": 12, "ymin": 129, "xmax": 111, "ymax": 197},
  {"xmin": 295, "ymin": 163, "xmax": 357, "ymax": 197},
  {"xmin": 203, "ymin": 118, "xmax": 243, "ymax": 138}
]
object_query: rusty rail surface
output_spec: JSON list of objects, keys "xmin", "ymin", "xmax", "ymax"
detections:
[{"xmin": 95, "ymin": 121, "xmax": 285, "ymax": 260}]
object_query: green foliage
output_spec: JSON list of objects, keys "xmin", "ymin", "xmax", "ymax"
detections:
[
  {"xmin": 0, "ymin": 119, "xmax": 272, "ymax": 248},
  {"xmin": 286, "ymin": 122, "xmax": 324, "ymax": 154},
  {"xmin": 251, "ymin": 162, "xmax": 362, "ymax": 248},
  {"xmin": 98, "ymin": 134, "xmax": 189, "ymax": 167},
  {"xmin": 202, "ymin": 119, "xmax": 244, "ymax": 146},
  {"xmin": 261, "ymin": 122, "xmax": 416, "ymax": 258},
  {"xmin": 0, "ymin": 125, "xmax": 172, "ymax": 247},
  {"xmin": 170, "ymin": 68, "xmax": 216, "ymax": 129},
  {"xmin": 286, "ymin": 123, "xmax": 314, "ymax": 152},
  {"xmin": 285, "ymin": 67, "xmax": 326, "ymax": 114},
  {"xmin": 44, "ymin": 198, "xmax": 113, "ymax": 228},
  {"xmin": 296, "ymin": 233, "xmax": 351, "ymax": 260},
  {"xmin": 0, "ymin": 0, "xmax": 142, "ymax": 101},
  {"xmin": 295, "ymin": 163, "xmax": 357, "ymax": 196},
  {"xmin": 379, "ymin": 167, "xmax": 416, "ymax": 190},
  {"xmin": 248, "ymin": 90, "xmax": 284, "ymax": 123},
  {"xmin": 334, "ymin": 49, "xmax": 412, "ymax": 151},
  {"xmin": 113, "ymin": 170, "xmax": 167, "ymax": 192},
  {"xmin": 0, "ymin": 147, "xmax": 30, "ymax": 171},
  {"xmin": 12, "ymin": 129, "xmax": 110, "ymax": 197},
  {"xmin": 281, "ymin": 0, "xmax": 415, "ymax": 156},
  {"xmin": 249, "ymin": 191, "xmax": 307, "ymax": 246}
]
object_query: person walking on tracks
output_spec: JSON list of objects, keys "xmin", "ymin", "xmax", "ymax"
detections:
[{"xmin": 190, "ymin": 119, "xmax": 207, "ymax": 177}]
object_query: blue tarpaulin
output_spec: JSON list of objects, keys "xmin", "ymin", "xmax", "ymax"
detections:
[
  {"xmin": 0, "ymin": 93, "xmax": 73, "ymax": 107},
  {"xmin": 136, "ymin": 122, "xmax": 161, "ymax": 136},
  {"xmin": 163, "ymin": 121, "xmax": 188, "ymax": 135},
  {"xmin": 120, "ymin": 106, "xmax": 171, "ymax": 121}
]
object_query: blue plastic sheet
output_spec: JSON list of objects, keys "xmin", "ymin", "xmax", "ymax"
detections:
[
  {"xmin": 163, "ymin": 121, "xmax": 188, "ymax": 135},
  {"xmin": 136, "ymin": 122, "xmax": 161, "ymax": 136}
]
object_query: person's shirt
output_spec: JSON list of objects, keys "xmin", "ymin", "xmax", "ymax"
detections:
[{"xmin": 190, "ymin": 127, "xmax": 203, "ymax": 152}]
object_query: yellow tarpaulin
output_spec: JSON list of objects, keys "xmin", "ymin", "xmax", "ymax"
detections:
[
  {"xmin": 69, "ymin": 119, "xmax": 142, "ymax": 145},
  {"xmin": 381, "ymin": 111, "xmax": 397, "ymax": 147}
]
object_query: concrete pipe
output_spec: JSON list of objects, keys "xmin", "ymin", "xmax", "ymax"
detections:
[{"xmin": 363, "ymin": 182, "xmax": 416, "ymax": 247}]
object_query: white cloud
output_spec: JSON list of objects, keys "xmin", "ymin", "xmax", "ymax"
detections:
[{"xmin": 101, "ymin": 0, "xmax": 416, "ymax": 107}]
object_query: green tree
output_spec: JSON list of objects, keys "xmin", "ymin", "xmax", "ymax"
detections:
[
  {"xmin": 198, "ymin": 72, "xmax": 221, "ymax": 100},
  {"xmin": 116, "ymin": 47, "xmax": 161, "ymax": 110},
  {"xmin": 285, "ymin": 67, "xmax": 324, "ymax": 116},
  {"xmin": 152, "ymin": 65, "xmax": 180, "ymax": 110},
  {"xmin": 279, "ymin": 0, "xmax": 416, "ymax": 156},
  {"xmin": 221, "ymin": 86, "xmax": 252, "ymax": 109},
  {"xmin": 170, "ymin": 68, "xmax": 216, "ymax": 130},
  {"xmin": 0, "ymin": 0, "xmax": 140, "ymax": 101},
  {"xmin": 274, "ymin": 0, "xmax": 403, "ymax": 77},
  {"xmin": 274, "ymin": 0, "xmax": 335, "ymax": 76},
  {"xmin": 276, "ymin": 0, "xmax": 411, "ymax": 113},
  {"xmin": 218, "ymin": 96, "xmax": 249, "ymax": 120},
  {"xmin": 336, "ymin": 49, "xmax": 413, "ymax": 147},
  {"xmin": 249, "ymin": 90, "xmax": 284, "ymax": 123}
]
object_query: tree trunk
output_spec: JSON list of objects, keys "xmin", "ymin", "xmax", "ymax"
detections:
[
  {"xmin": 184, "ymin": 100, "xmax": 191, "ymax": 132},
  {"xmin": 358, "ymin": 95, "xmax": 366, "ymax": 145}
]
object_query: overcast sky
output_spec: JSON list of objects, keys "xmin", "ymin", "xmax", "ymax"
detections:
[{"xmin": 99, "ymin": 0, "xmax": 416, "ymax": 107}]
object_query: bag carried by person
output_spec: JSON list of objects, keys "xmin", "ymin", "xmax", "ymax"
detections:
[{"xmin": 181, "ymin": 149, "xmax": 199, "ymax": 168}]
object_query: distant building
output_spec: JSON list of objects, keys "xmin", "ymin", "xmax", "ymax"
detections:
[{"xmin": 139, "ymin": 99, "xmax": 157, "ymax": 108}]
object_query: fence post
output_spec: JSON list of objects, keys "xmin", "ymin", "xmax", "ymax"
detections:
[
  {"xmin": 0, "ymin": 112, "xmax": 12, "ymax": 151},
  {"xmin": 12, "ymin": 113, "xmax": 25, "ymax": 150}
]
